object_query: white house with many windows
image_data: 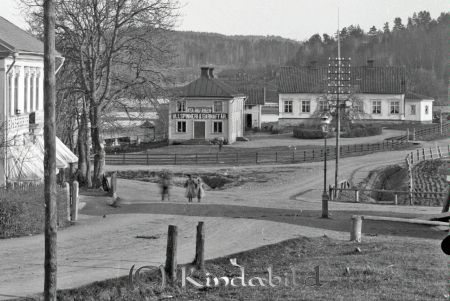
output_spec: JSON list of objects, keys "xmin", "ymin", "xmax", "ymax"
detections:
[
  {"xmin": 277, "ymin": 63, "xmax": 433, "ymax": 125},
  {"xmin": 168, "ymin": 67, "xmax": 245, "ymax": 144},
  {"xmin": 0, "ymin": 17, "xmax": 77, "ymax": 186}
]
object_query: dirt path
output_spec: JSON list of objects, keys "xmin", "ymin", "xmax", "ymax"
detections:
[{"xmin": 1, "ymin": 138, "xmax": 448, "ymax": 299}]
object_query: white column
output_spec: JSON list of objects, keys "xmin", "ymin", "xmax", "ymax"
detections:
[
  {"xmin": 24, "ymin": 67, "xmax": 29, "ymax": 113},
  {"xmin": 9, "ymin": 72, "xmax": 15, "ymax": 116},
  {"xmin": 30, "ymin": 69, "xmax": 36, "ymax": 111},
  {"xmin": 36, "ymin": 68, "xmax": 42, "ymax": 111},
  {"xmin": 15, "ymin": 66, "xmax": 22, "ymax": 115}
]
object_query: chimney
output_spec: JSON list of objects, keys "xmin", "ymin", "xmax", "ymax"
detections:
[
  {"xmin": 367, "ymin": 59, "xmax": 374, "ymax": 67},
  {"xmin": 200, "ymin": 66, "xmax": 209, "ymax": 78},
  {"xmin": 208, "ymin": 67, "xmax": 214, "ymax": 78}
]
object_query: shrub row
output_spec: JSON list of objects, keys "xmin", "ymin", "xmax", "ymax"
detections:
[
  {"xmin": 341, "ymin": 125, "xmax": 382, "ymax": 138},
  {"xmin": 293, "ymin": 128, "xmax": 328, "ymax": 139},
  {"xmin": 0, "ymin": 186, "xmax": 69, "ymax": 238}
]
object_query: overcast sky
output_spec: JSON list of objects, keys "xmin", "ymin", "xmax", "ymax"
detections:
[{"xmin": 1, "ymin": 0, "xmax": 449, "ymax": 41}]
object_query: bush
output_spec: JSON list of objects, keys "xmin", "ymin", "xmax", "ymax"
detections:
[
  {"xmin": 341, "ymin": 125, "xmax": 382, "ymax": 138},
  {"xmin": 293, "ymin": 128, "xmax": 328, "ymax": 139},
  {"xmin": 0, "ymin": 186, "xmax": 69, "ymax": 238}
]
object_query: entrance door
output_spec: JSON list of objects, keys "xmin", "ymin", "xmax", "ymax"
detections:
[
  {"xmin": 246, "ymin": 114, "xmax": 252, "ymax": 129},
  {"xmin": 194, "ymin": 121, "xmax": 206, "ymax": 139}
]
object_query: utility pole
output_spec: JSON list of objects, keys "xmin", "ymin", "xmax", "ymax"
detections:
[
  {"xmin": 327, "ymin": 13, "xmax": 351, "ymax": 198},
  {"xmin": 43, "ymin": 0, "xmax": 57, "ymax": 299}
]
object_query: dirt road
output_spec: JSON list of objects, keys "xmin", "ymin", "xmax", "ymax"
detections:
[{"xmin": 0, "ymin": 138, "xmax": 448, "ymax": 299}]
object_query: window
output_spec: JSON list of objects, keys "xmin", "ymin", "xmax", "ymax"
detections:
[
  {"xmin": 214, "ymin": 101, "xmax": 223, "ymax": 112},
  {"xmin": 176, "ymin": 100, "xmax": 186, "ymax": 112},
  {"xmin": 301, "ymin": 100, "xmax": 311, "ymax": 113},
  {"xmin": 176, "ymin": 121, "xmax": 186, "ymax": 133},
  {"xmin": 372, "ymin": 100, "xmax": 381, "ymax": 114},
  {"xmin": 390, "ymin": 101, "xmax": 400, "ymax": 114},
  {"xmin": 284, "ymin": 100, "xmax": 292, "ymax": 113},
  {"xmin": 410, "ymin": 105, "xmax": 416, "ymax": 115},
  {"xmin": 30, "ymin": 73, "xmax": 35, "ymax": 111},
  {"xmin": 318, "ymin": 100, "xmax": 328, "ymax": 112},
  {"xmin": 425, "ymin": 105, "xmax": 429, "ymax": 115},
  {"xmin": 14, "ymin": 73, "xmax": 19, "ymax": 114},
  {"xmin": 213, "ymin": 121, "xmax": 223, "ymax": 133},
  {"xmin": 24, "ymin": 72, "xmax": 28, "ymax": 113},
  {"xmin": 7, "ymin": 74, "xmax": 12, "ymax": 115}
]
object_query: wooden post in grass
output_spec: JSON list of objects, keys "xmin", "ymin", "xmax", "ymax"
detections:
[
  {"xmin": 194, "ymin": 222, "xmax": 205, "ymax": 270},
  {"xmin": 350, "ymin": 215, "xmax": 362, "ymax": 242},
  {"xmin": 437, "ymin": 146, "xmax": 442, "ymax": 158},
  {"xmin": 355, "ymin": 189, "xmax": 359, "ymax": 203},
  {"xmin": 71, "ymin": 181, "xmax": 79, "ymax": 221},
  {"xmin": 429, "ymin": 147, "xmax": 433, "ymax": 159},
  {"xmin": 110, "ymin": 172, "xmax": 117, "ymax": 199},
  {"xmin": 422, "ymin": 148, "xmax": 426, "ymax": 160},
  {"xmin": 65, "ymin": 182, "xmax": 70, "ymax": 221},
  {"xmin": 165, "ymin": 225, "xmax": 178, "ymax": 282},
  {"xmin": 394, "ymin": 194, "xmax": 398, "ymax": 205}
]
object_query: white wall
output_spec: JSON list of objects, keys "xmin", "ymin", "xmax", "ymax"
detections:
[
  {"xmin": 356, "ymin": 94, "xmax": 404, "ymax": 121},
  {"xmin": 279, "ymin": 93, "xmax": 320, "ymax": 119}
]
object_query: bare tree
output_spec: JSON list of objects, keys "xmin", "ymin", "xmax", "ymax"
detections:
[{"xmin": 22, "ymin": 0, "xmax": 178, "ymax": 186}]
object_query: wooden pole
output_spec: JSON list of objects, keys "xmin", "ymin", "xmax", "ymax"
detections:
[
  {"xmin": 165, "ymin": 225, "xmax": 178, "ymax": 282},
  {"xmin": 65, "ymin": 182, "xmax": 70, "ymax": 221},
  {"xmin": 355, "ymin": 189, "xmax": 359, "ymax": 203},
  {"xmin": 350, "ymin": 215, "xmax": 362, "ymax": 243},
  {"xmin": 71, "ymin": 181, "xmax": 79, "ymax": 221},
  {"xmin": 194, "ymin": 222, "xmax": 205, "ymax": 270},
  {"xmin": 43, "ymin": 0, "xmax": 57, "ymax": 298},
  {"xmin": 394, "ymin": 194, "xmax": 398, "ymax": 205},
  {"xmin": 110, "ymin": 172, "xmax": 117, "ymax": 199}
]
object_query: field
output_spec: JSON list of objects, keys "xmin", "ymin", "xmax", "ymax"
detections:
[{"xmin": 25, "ymin": 235, "xmax": 447, "ymax": 301}]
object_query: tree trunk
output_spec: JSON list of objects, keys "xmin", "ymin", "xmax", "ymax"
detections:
[
  {"xmin": 89, "ymin": 104, "xmax": 105, "ymax": 187},
  {"xmin": 76, "ymin": 110, "xmax": 87, "ymax": 185},
  {"xmin": 43, "ymin": 0, "xmax": 58, "ymax": 299}
]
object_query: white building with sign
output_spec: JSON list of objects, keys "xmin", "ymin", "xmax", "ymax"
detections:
[
  {"xmin": 0, "ymin": 17, "xmax": 77, "ymax": 186},
  {"xmin": 169, "ymin": 67, "xmax": 245, "ymax": 144}
]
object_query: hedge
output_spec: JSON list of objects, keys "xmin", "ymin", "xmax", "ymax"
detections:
[
  {"xmin": 341, "ymin": 125, "xmax": 382, "ymax": 138},
  {"xmin": 293, "ymin": 128, "xmax": 328, "ymax": 139}
]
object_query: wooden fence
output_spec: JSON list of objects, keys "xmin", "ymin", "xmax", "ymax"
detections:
[
  {"xmin": 105, "ymin": 140, "xmax": 413, "ymax": 166},
  {"xmin": 388, "ymin": 122, "xmax": 450, "ymax": 141}
]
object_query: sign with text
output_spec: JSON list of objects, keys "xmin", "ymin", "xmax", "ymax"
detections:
[
  {"xmin": 172, "ymin": 113, "xmax": 228, "ymax": 120},
  {"xmin": 187, "ymin": 107, "xmax": 213, "ymax": 113}
]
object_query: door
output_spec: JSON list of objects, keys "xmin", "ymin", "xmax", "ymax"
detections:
[
  {"xmin": 246, "ymin": 114, "xmax": 252, "ymax": 129},
  {"xmin": 194, "ymin": 121, "xmax": 205, "ymax": 139}
]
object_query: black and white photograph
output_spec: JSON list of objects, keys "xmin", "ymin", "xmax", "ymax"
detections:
[{"xmin": 0, "ymin": 0, "xmax": 449, "ymax": 300}]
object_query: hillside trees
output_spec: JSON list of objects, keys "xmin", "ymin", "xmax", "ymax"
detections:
[{"xmin": 288, "ymin": 11, "xmax": 450, "ymax": 101}]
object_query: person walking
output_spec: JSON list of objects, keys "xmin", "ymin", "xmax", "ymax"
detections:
[
  {"xmin": 159, "ymin": 170, "xmax": 172, "ymax": 201},
  {"xmin": 184, "ymin": 174, "xmax": 196, "ymax": 203},
  {"xmin": 195, "ymin": 177, "xmax": 205, "ymax": 203}
]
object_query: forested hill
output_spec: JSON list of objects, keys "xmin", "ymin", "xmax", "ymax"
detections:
[
  {"xmin": 169, "ymin": 31, "xmax": 300, "ymax": 69},
  {"xmin": 287, "ymin": 11, "xmax": 450, "ymax": 102}
]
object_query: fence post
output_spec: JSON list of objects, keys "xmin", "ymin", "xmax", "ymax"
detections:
[
  {"xmin": 422, "ymin": 148, "xmax": 426, "ymax": 160},
  {"xmin": 65, "ymin": 182, "xmax": 71, "ymax": 221},
  {"xmin": 304, "ymin": 150, "xmax": 306, "ymax": 161},
  {"xmin": 406, "ymin": 128, "xmax": 409, "ymax": 142},
  {"xmin": 292, "ymin": 151, "xmax": 295, "ymax": 162},
  {"xmin": 71, "ymin": 181, "xmax": 79, "ymax": 221},
  {"xmin": 174, "ymin": 154, "xmax": 177, "ymax": 165},
  {"xmin": 146, "ymin": 153, "xmax": 149, "ymax": 165},
  {"xmin": 194, "ymin": 222, "xmax": 205, "ymax": 270},
  {"xmin": 110, "ymin": 172, "xmax": 117, "ymax": 199},
  {"xmin": 256, "ymin": 152, "xmax": 258, "ymax": 163},
  {"xmin": 429, "ymin": 147, "xmax": 433, "ymax": 159},
  {"xmin": 406, "ymin": 157, "xmax": 413, "ymax": 206},
  {"xmin": 412, "ymin": 128, "xmax": 416, "ymax": 141},
  {"xmin": 355, "ymin": 189, "xmax": 359, "ymax": 203},
  {"xmin": 416, "ymin": 149, "xmax": 420, "ymax": 162},
  {"xmin": 410, "ymin": 152, "xmax": 414, "ymax": 165},
  {"xmin": 216, "ymin": 153, "xmax": 219, "ymax": 163},
  {"xmin": 275, "ymin": 152, "xmax": 278, "ymax": 162},
  {"xmin": 312, "ymin": 149, "xmax": 315, "ymax": 160},
  {"xmin": 394, "ymin": 194, "xmax": 398, "ymax": 205},
  {"xmin": 350, "ymin": 215, "xmax": 362, "ymax": 243},
  {"xmin": 438, "ymin": 146, "xmax": 442, "ymax": 158},
  {"xmin": 165, "ymin": 225, "xmax": 178, "ymax": 282},
  {"xmin": 196, "ymin": 154, "xmax": 198, "ymax": 164},
  {"xmin": 236, "ymin": 153, "xmax": 239, "ymax": 164},
  {"xmin": 122, "ymin": 153, "xmax": 125, "ymax": 164}
]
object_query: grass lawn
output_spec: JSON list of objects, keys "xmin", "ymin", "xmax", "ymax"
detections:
[
  {"xmin": 0, "ymin": 185, "xmax": 70, "ymax": 238},
  {"xmin": 25, "ymin": 235, "xmax": 447, "ymax": 300}
]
